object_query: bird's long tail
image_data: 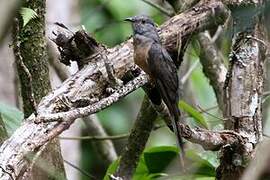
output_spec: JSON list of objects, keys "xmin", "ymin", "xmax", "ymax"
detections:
[{"xmin": 171, "ymin": 104, "xmax": 185, "ymax": 169}]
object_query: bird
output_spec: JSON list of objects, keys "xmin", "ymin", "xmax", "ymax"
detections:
[{"xmin": 125, "ymin": 15, "xmax": 185, "ymax": 166}]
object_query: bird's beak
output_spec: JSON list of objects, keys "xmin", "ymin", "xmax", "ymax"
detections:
[{"xmin": 124, "ymin": 17, "xmax": 134, "ymax": 22}]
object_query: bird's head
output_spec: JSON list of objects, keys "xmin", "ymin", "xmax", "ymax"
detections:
[{"xmin": 124, "ymin": 15, "xmax": 158, "ymax": 36}]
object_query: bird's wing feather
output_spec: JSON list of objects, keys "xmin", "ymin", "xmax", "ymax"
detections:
[
  {"xmin": 147, "ymin": 43, "xmax": 179, "ymax": 113},
  {"xmin": 148, "ymin": 43, "xmax": 184, "ymax": 163}
]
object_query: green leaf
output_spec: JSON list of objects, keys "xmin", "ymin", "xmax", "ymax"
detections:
[
  {"xmin": 104, "ymin": 146, "xmax": 179, "ymax": 180},
  {"xmin": 170, "ymin": 175, "xmax": 215, "ymax": 180},
  {"xmin": 133, "ymin": 156, "xmax": 169, "ymax": 180},
  {"xmin": 186, "ymin": 150, "xmax": 216, "ymax": 177},
  {"xmin": 133, "ymin": 156, "xmax": 149, "ymax": 179},
  {"xmin": 0, "ymin": 102, "xmax": 23, "ymax": 136},
  {"xmin": 103, "ymin": 158, "xmax": 120, "ymax": 180},
  {"xmin": 133, "ymin": 146, "xmax": 175, "ymax": 180},
  {"xmin": 20, "ymin": 7, "xmax": 38, "ymax": 27},
  {"xmin": 144, "ymin": 146, "xmax": 179, "ymax": 173},
  {"xmin": 179, "ymin": 101, "xmax": 208, "ymax": 129}
]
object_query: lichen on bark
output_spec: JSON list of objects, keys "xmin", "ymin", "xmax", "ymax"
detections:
[
  {"xmin": 16, "ymin": 0, "xmax": 50, "ymax": 117},
  {"xmin": 13, "ymin": 0, "xmax": 66, "ymax": 179}
]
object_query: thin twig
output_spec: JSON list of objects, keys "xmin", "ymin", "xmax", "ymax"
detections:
[
  {"xmin": 246, "ymin": 35, "xmax": 269, "ymax": 48},
  {"xmin": 211, "ymin": 26, "xmax": 223, "ymax": 42},
  {"xmin": 197, "ymin": 105, "xmax": 225, "ymax": 121},
  {"xmin": 35, "ymin": 72, "xmax": 149, "ymax": 123},
  {"xmin": 59, "ymin": 133, "xmax": 130, "ymax": 141},
  {"xmin": 63, "ymin": 159, "xmax": 97, "ymax": 179},
  {"xmin": 140, "ymin": 0, "xmax": 174, "ymax": 17},
  {"xmin": 182, "ymin": 105, "xmax": 218, "ymax": 119},
  {"xmin": 263, "ymin": 91, "xmax": 270, "ymax": 97},
  {"xmin": 180, "ymin": 60, "xmax": 200, "ymax": 84}
]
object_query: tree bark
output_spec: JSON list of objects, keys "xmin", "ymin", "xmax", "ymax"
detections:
[
  {"xmin": 12, "ymin": 0, "xmax": 66, "ymax": 179},
  {"xmin": 217, "ymin": 13, "xmax": 265, "ymax": 180},
  {"xmin": 198, "ymin": 32, "xmax": 227, "ymax": 111}
]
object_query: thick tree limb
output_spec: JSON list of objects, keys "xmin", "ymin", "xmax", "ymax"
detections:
[
  {"xmin": 217, "ymin": 21, "xmax": 265, "ymax": 180},
  {"xmin": 0, "ymin": 2, "xmax": 229, "ymax": 179},
  {"xmin": 180, "ymin": 124, "xmax": 243, "ymax": 151},
  {"xmin": 198, "ymin": 32, "xmax": 227, "ymax": 110},
  {"xmin": 48, "ymin": 44, "xmax": 118, "ymax": 166},
  {"xmin": 223, "ymin": 0, "xmax": 259, "ymax": 6}
]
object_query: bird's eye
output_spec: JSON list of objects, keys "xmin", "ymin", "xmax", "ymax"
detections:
[{"xmin": 141, "ymin": 20, "xmax": 146, "ymax": 24}]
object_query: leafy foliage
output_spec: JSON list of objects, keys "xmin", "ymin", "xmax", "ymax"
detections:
[
  {"xmin": 104, "ymin": 146, "xmax": 217, "ymax": 180},
  {"xmin": 179, "ymin": 100, "xmax": 208, "ymax": 129},
  {"xmin": 103, "ymin": 146, "xmax": 178, "ymax": 180},
  {"xmin": 20, "ymin": 7, "xmax": 38, "ymax": 27}
]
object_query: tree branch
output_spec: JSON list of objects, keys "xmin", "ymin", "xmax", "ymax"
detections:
[
  {"xmin": 59, "ymin": 133, "xmax": 129, "ymax": 141},
  {"xmin": 48, "ymin": 43, "xmax": 118, "ymax": 166},
  {"xmin": 217, "ymin": 18, "xmax": 265, "ymax": 180},
  {"xmin": 179, "ymin": 124, "xmax": 243, "ymax": 151},
  {"xmin": 198, "ymin": 32, "xmax": 227, "ymax": 110},
  {"xmin": 141, "ymin": 0, "xmax": 174, "ymax": 17},
  {"xmin": 0, "ymin": 2, "xmax": 229, "ymax": 179},
  {"xmin": 114, "ymin": 96, "xmax": 157, "ymax": 179}
]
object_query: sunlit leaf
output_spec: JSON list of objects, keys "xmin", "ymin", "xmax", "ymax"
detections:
[
  {"xmin": 179, "ymin": 100, "xmax": 208, "ymax": 129},
  {"xmin": 0, "ymin": 102, "xmax": 23, "ymax": 136},
  {"xmin": 103, "ymin": 158, "xmax": 120, "ymax": 180},
  {"xmin": 20, "ymin": 7, "xmax": 38, "ymax": 27}
]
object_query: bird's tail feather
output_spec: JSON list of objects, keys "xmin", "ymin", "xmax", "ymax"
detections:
[{"xmin": 171, "ymin": 104, "xmax": 185, "ymax": 169}]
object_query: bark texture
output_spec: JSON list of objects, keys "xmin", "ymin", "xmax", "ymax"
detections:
[
  {"xmin": 49, "ymin": 37, "xmax": 118, "ymax": 167},
  {"xmin": 217, "ymin": 21, "xmax": 265, "ymax": 180},
  {"xmin": 0, "ymin": 2, "xmax": 229, "ymax": 179},
  {"xmin": 12, "ymin": 0, "xmax": 66, "ymax": 179},
  {"xmin": 198, "ymin": 32, "xmax": 227, "ymax": 110}
]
